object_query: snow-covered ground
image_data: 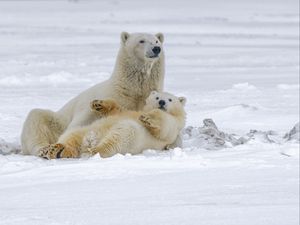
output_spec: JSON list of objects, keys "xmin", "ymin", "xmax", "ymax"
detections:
[{"xmin": 0, "ymin": 0, "xmax": 299, "ymax": 224}]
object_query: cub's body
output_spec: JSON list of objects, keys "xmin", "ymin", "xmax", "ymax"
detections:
[{"xmin": 38, "ymin": 91, "xmax": 186, "ymax": 159}]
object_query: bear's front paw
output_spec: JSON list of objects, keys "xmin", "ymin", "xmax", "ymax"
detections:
[
  {"xmin": 139, "ymin": 114, "xmax": 150, "ymax": 126},
  {"xmin": 139, "ymin": 114, "xmax": 159, "ymax": 129}
]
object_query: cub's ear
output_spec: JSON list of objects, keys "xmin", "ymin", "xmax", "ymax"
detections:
[
  {"xmin": 121, "ymin": 32, "xmax": 130, "ymax": 43},
  {"xmin": 178, "ymin": 97, "xmax": 187, "ymax": 106},
  {"xmin": 155, "ymin": 33, "xmax": 164, "ymax": 43}
]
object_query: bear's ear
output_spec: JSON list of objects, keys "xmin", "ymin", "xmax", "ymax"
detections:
[
  {"xmin": 155, "ymin": 33, "xmax": 164, "ymax": 43},
  {"xmin": 178, "ymin": 97, "xmax": 187, "ymax": 106},
  {"xmin": 121, "ymin": 32, "xmax": 130, "ymax": 44}
]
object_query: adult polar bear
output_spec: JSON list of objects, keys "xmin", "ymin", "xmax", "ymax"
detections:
[{"xmin": 21, "ymin": 32, "xmax": 171, "ymax": 156}]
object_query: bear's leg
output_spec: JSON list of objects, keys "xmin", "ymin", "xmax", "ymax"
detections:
[
  {"xmin": 90, "ymin": 125, "xmax": 135, "ymax": 158},
  {"xmin": 38, "ymin": 128, "xmax": 86, "ymax": 159},
  {"xmin": 89, "ymin": 134, "xmax": 120, "ymax": 158},
  {"xmin": 21, "ymin": 109, "xmax": 66, "ymax": 156}
]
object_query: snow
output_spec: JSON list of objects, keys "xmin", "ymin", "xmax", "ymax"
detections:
[{"xmin": 0, "ymin": 0, "xmax": 299, "ymax": 225}]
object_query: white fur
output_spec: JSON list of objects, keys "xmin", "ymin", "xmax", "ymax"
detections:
[
  {"xmin": 57, "ymin": 92, "xmax": 186, "ymax": 158},
  {"xmin": 21, "ymin": 32, "xmax": 165, "ymax": 156}
]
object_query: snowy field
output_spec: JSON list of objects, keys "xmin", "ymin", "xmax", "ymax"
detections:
[{"xmin": 0, "ymin": 0, "xmax": 299, "ymax": 225}]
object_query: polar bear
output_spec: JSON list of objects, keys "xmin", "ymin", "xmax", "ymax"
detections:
[
  {"xmin": 37, "ymin": 91, "xmax": 186, "ymax": 159},
  {"xmin": 21, "ymin": 32, "xmax": 166, "ymax": 156}
]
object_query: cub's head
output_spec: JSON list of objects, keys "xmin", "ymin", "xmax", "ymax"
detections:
[
  {"xmin": 121, "ymin": 32, "xmax": 164, "ymax": 62},
  {"xmin": 144, "ymin": 91, "xmax": 186, "ymax": 116}
]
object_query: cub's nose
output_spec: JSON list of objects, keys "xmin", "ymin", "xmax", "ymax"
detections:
[
  {"xmin": 152, "ymin": 46, "xmax": 161, "ymax": 55},
  {"xmin": 159, "ymin": 100, "xmax": 166, "ymax": 106}
]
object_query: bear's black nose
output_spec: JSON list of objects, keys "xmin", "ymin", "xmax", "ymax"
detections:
[
  {"xmin": 152, "ymin": 46, "xmax": 161, "ymax": 55},
  {"xmin": 159, "ymin": 100, "xmax": 166, "ymax": 106}
]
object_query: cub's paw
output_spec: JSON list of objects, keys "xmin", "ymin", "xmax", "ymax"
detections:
[
  {"xmin": 90, "ymin": 99, "xmax": 120, "ymax": 116},
  {"xmin": 139, "ymin": 114, "xmax": 151, "ymax": 126},
  {"xmin": 38, "ymin": 144, "xmax": 78, "ymax": 160},
  {"xmin": 90, "ymin": 100, "xmax": 105, "ymax": 112},
  {"xmin": 139, "ymin": 113, "xmax": 159, "ymax": 129}
]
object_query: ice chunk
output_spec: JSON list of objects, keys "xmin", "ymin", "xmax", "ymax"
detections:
[
  {"xmin": 284, "ymin": 122, "xmax": 300, "ymax": 142},
  {"xmin": 183, "ymin": 119, "xmax": 280, "ymax": 149}
]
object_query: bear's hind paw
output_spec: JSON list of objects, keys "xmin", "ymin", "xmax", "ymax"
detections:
[
  {"xmin": 38, "ymin": 144, "xmax": 65, "ymax": 159},
  {"xmin": 38, "ymin": 144, "xmax": 78, "ymax": 160}
]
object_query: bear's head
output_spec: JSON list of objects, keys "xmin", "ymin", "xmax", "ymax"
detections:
[
  {"xmin": 121, "ymin": 32, "xmax": 164, "ymax": 62},
  {"xmin": 144, "ymin": 91, "xmax": 186, "ymax": 116}
]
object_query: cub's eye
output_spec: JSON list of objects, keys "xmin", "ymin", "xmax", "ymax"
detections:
[
  {"xmin": 169, "ymin": 99, "xmax": 172, "ymax": 102},
  {"xmin": 156, "ymin": 40, "xmax": 158, "ymax": 43},
  {"xmin": 139, "ymin": 40, "xmax": 145, "ymax": 44},
  {"xmin": 156, "ymin": 97, "xmax": 159, "ymax": 100}
]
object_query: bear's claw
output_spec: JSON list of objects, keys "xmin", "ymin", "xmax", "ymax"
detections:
[{"xmin": 38, "ymin": 143, "xmax": 67, "ymax": 160}]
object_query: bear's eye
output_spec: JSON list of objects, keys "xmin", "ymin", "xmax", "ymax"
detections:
[
  {"xmin": 156, "ymin": 97, "xmax": 159, "ymax": 100},
  {"xmin": 156, "ymin": 40, "xmax": 158, "ymax": 43},
  {"xmin": 139, "ymin": 40, "xmax": 145, "ymax": 44},
  {"xmin": 169, "ymin": 99, "xmax": 172, "ymax": 102}
]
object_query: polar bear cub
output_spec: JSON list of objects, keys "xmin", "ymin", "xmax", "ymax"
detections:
[{"xmin": 38, "ymin": 91, "xmax": 186, "ymax": 159}]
